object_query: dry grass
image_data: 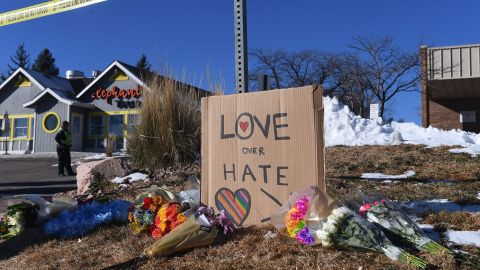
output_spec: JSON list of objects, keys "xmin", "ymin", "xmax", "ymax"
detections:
[
  {"xmin": 1, "ymin": 225, "xmax": 468, "ymax": 270},
  {"xmin": 326, "ymin": 145, "xmax": 480, "ymax": 203},
  {"xmin": 423, "ymin": 211, "xmax": 480, "ymax": 231},
  {"xmin": 127, "ymin": 74, "xmax": 202, "ymax": 169},
  {"xmin": 327, "ymin": 145, "xmax": 480, "ymax": 181},
  {"xmin": 1, "ymin": 145, "xmax": 480, "ymax": 269}
]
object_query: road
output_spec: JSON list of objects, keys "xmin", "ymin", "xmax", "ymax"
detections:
[{"xmin": 0, "ymin": 157, "xmax": 78, "ymax": 215}]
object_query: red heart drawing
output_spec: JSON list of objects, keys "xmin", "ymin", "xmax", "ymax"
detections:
[{"xmin": 239, "ymin": 121, "xmax": 249, "ymax": 133}]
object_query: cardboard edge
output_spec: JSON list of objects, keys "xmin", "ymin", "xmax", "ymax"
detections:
[
  {"xmin": 200, "ymin": 97, "xmax": 209, "ymax": 205},
  {"xmin": 312, "ymin": 85, "xmax": 326, "ymax": 191}
]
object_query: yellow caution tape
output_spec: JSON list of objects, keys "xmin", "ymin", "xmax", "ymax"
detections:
[{"xmin": 0, "ymin": 0, "xmax": 107, "ymax": 27}]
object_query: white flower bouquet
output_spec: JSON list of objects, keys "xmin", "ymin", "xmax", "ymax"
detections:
[
  {"xmin": 271, "ymin": 187, "xmax": 427, "ymax": 269},
  {"xmin": 346, "ymin": 193, "xmax": 449, "ymax": 254}
]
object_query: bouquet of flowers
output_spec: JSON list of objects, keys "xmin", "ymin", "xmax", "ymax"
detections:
[
  {"xmin": 149, "ymin": 202, "xmax": 187, "ymax": 239},
  {"xmin": 347, "ymin": 193, "xmax": 449, "ymax": 254},
  {"xmin": 0, "ymin": 202, "xmax": 37, "ymax": 239},
  {"xmin": 145, "ymin": 206, "xmax": 235, "ymax": 257},
  {"xmin": 128, "ymin": 196, "xmax": 167, "ymax": 234},
  {"xmin": 44, "ymin": 200, "xmax": 131, "ymax": 238},
  {"xmin": 273, "ymin": 187, "xmax": 427, "ymax": 269},
  {"xmin": 128, "ymin": 186, "xmax": 191, "ymax": 239}
]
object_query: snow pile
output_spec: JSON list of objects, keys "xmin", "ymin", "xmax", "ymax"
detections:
[
  {"xmin": 445, "ymin": 231, "xmax": 480, "ymax": 247},
  {"xmin": 361, "ymin": 170, "xmax": 416, "ymax": 180},
  {"xmin": 402, "ymin": 199, "xmax": 480, "ymax": 214},
  {"xmin": 324, "ymin": 96, "xmax": 480, "ymax": 156},
  {"xmin": 111, "ymin": 172, "xmax": 149, "ymax": 184},
  {"xmin": 83, "ymin": 153, "xmax": 107, "ymax": 160}
]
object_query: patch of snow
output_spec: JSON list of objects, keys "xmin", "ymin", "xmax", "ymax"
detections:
[
  {"xmin": 402, "ymin": 199, "xmax": 480, "ymax": 214},
  {"xmin": 477, "ymin": 192, "xmax": 480, "ymax": 200},
  {"xmin": 361, "ymin": 170, "xmax": 416, "ymax": 180},
  {"xmin": 448, "ymin": 145, "xmax": 480, "ymax": 156},
  {"xmin": 111, "ymin": 172, "xmax": 149, "ymax": 184},
  {"xmin": 52, "ymin": 161, "xmax": 83, "ymax": 167},
  {"xmin": 0, "ymin": 150, "xmax": 31, "ymax": 155},
  {"xmin": 445, "ymin": 231, "xmax": 480, "ymax": 247},
  {"xmin": 419, "ymin": 224, "xmax": 441, "ymax": 242},
  {"xmin": 83, "ymin": 153, "xmax": 107, "ymax": 160},
  {"xmin": 324, "ymin": 96, "xmax": 480, "ymax": 156}
]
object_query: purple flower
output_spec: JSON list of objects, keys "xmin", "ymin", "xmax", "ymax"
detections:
[
  {"xmin": 196, "ymin": 208, "xmax": 235, "ymax": 236},
  {"xmin": 296, "ymin": 227, "xmax": 315, "ymax": 245}
]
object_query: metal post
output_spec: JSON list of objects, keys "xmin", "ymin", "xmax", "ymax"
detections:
[
  {"xmin": 257, "ymin": 74, "xmax": 270, "ymax": 91},
  {"xmin": 234, "ymin": 0, "xmax": 248, "ymax": 93}
]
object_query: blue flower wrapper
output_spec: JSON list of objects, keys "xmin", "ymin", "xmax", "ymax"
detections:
[{"xmin": 44, "ymin": 200, "xmax": 132, "ymax": 238}]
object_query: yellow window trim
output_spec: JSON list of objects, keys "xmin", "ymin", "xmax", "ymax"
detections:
[
  {"xmin": 42, "ymin": 112, "xmax": 61, "ymax": 134},
  {"xmin": 109, "ymin": 70, "xmax": 129, "ymax": 81},
  {"xmin": 88, "ymin": 111, "xmax": 139, "ymax": 138},
  {"xmin": 15, "ymin": 76, "xmax": 32, "ymax": 87},
  {"xmin": 1, "ymin": 114, "xmax": 34, "ymax": 141}
]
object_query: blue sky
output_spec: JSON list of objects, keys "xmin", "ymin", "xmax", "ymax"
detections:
[{"xmin": 1, "ymin": 0, "xmax": 480, "ymax": 124}]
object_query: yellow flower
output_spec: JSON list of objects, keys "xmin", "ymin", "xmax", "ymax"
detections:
[
  {"xmin": 177, "ymin": 213, "xmax": 187, "ymax": 223},
  {"xmin": 159, "ymin": 221, "xmax": 168, "ymax": 232},
  {"xmin": 158, "ymin": 206, "xmax": 167, "ymax": 221}
]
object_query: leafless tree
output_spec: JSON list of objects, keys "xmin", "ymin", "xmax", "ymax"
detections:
[
  {"xmin": 249, "ymin": 49, "xmax": 337, "ymax": 93},
  {"xmin": 350, "ymin": 35, "xmax": 420, "ymax": 118},
  {"xmin": 330, "ymin": 53, "xmax": 373, "ymax": 117},
  {"xmin": 249, "ymin": 49, "xmax": 287, "ymax": 89}
]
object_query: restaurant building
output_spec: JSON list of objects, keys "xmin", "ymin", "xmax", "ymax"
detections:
[
  {"xmin": 0, "ymin": 60, "xmax": 204, "ymax": 153},
  {"xmin": 421, "ymin": 44, "xmax": 480, "ymax": 133}
]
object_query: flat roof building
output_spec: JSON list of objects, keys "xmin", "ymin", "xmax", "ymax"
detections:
[
  {"xmin": 421, "ymin": 44, "xmax": 480, "ymax": 133},
  {"xmin": 0, "ymin": 60, "xmax": 207, "ymax": 153}
]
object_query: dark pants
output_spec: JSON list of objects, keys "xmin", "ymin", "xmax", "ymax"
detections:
[{"xmin": 57, "ymin": 145, "xmax": 74, "ymax": 175}]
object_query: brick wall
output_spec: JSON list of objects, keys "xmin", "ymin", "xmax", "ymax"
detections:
[
  {"xmin": 420, "ymin": 46, "xmax": 429, "ymax": 128},
  {"xmin": 429, "ymin": 98, "xmax": 480, "ymax": 132}
]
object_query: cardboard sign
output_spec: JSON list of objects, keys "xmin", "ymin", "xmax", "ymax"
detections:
[{"xmin": 201, "ymin": 85, "xmax": 325, "ymax": 226}]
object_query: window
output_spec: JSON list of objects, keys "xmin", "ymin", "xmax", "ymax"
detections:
[
  {"xmin": 108, "ymin": 115, "xmax": 124, "ymax": 137},
  {"xmin": 460, "ymin": 111, "xmax": 476, "ymax": 123},
  {"xmin": 0, "ymin": 119, "xmax": 3, "ymax": 137},
  {"xmin": 43, "ymin": 112, "xmax": 60, "ymax": 133},
  {"xmin": 127, "ymin": 114, "xmax": 140, "ymax": 135},
  {"xmin": 89, "ymin": 115, "xmax": 104, "ymax": 136},
  {"xmin": 14, "ymin": 118, "xmax": 28, "ymax": 138},
  {"xmin": 72, "ymin": 116, "xmax": 81, "ymax": 135}
]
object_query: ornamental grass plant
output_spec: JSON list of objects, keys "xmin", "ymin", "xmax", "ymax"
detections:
[{"xmin": 127, "ymin": 73, "xmax": 202, "ymax": 170}]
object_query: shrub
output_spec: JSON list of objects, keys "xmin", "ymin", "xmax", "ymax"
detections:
[{"xmin": 127, "ymin": 75, "xmax": 202, "ymax": 170}]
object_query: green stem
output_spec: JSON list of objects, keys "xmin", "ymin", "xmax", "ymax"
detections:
[{"xmin": 399, "ymin": 251, "xmax": 428, "ymax": 269}]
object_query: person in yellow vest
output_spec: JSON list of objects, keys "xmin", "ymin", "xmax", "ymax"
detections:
[{"xmin": 55, "ymin": 121, "xmax": 76, "ymax": 176}]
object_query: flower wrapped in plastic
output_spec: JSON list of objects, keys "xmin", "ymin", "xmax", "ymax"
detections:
[
  {"xmin": 0, "ymin": 202, "xmax": 37, "ymax": 239},
  {"xmin": 145, "ymin": 206, "xmax": 235, "ymax": 257},
  {"xmin": 271, "ymin": 187, "xmax": 427, "ymax": 269},
  {"xmin": 346, "ymin": 193, "xmax": 449, "ymax": 254},
  {"xmin": 128, "ymin": 195, "xmax": 167, "ymax": 234},
  {"xmin": 44, "ymin": 200, "xmax": 131, "ymax": 238},
  {"xmin": 149, "ymin": 202, "xmax": 187, "ymax": 239}
]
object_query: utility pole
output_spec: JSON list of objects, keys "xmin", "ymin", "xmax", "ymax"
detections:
[{"xmin": 234, "ymin": 0, "xmax": 248, "ymax": 93}]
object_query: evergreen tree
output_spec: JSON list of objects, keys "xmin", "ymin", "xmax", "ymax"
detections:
[
  {"xmin": 7, "ymin": 43, "xmax": 31, "ymax": 75},
  {"xmin": 136, "ymin": 54, "xmax": 151, "ymax": 78},
  {"xmin": 32, "ymin": 48, "xmax": 60, "ymax": 76}
]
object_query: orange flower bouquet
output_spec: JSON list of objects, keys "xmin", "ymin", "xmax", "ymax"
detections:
[{"xmin": 150, "ymin": 202, "xmax": 187, "ymax": 239}]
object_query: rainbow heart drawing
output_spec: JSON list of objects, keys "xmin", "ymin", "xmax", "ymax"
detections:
[{"xmin": 215, "ymin": 188, "xmax": 251, "ymax": 226}]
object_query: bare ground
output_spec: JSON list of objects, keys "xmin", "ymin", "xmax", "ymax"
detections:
[{"xmin": 1, "ymin": 145, "xmax": 480, "ymax": 270}]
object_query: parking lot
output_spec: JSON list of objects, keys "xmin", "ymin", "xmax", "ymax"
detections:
[{"xmin": 0, "ymin": 157, "xmax": 78, "ymax": 214}]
